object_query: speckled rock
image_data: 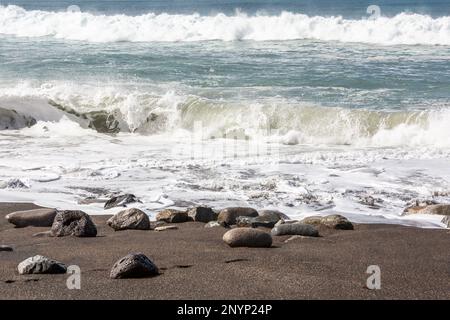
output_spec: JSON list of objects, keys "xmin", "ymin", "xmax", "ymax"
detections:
[
  {"xmin": 107, "ymin": 208, "xmax": 150, "ymax": 231},
  {"xmin": 17, "ymin": 255, "xmax": 67, "ymax": 274},
  {"xmin": 51, "ymin": 210, "xmax": 97, "ymax": 237},
  {"xmin": 110, "ymin": 253, "xmax": 159, "ymax": 279}
]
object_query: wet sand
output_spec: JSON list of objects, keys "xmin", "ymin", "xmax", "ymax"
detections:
[{"xmin": 0, "ymin": 203, "xmax": 449, "ymax": 299}]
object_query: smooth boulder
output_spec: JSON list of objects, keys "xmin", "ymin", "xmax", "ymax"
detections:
[
  {"xmin": 223, "ymin": 228, "xmax": 272, "ymax": 248},
  {"xmin": 107, "ymin": 208, "xmax": 150, "ymax": 231},
  {"xmin": 5, "ymin": 208, "xmax": 57, "ymax": 228},
  {"xmin": 17, "ymin": 255, "xmax": 67, "ymax": 275},
  {"xmin": 110, "ymin": 253, "xmax": 159, "ymax": 279},
  {"xmin": 156, "ymin": 209, "xmax": 190, "ymax": 223},
  {"xmin": 271, "ymin": 223, "xmax": 319, "ymax": 237},
  {"xmin": 104, "ymin": 194, "xmax": 139, "ymax": 209},
  {"xmin": 51, "ymin": 210, "xmax": 97, "ymax": 237},
  {"xmin": 188, "ymin": 206, "xmax": 217, "ymax": 223},
  {"xmin": 217, "ymin": 207, "xmax": 258, "ymax": 226}
]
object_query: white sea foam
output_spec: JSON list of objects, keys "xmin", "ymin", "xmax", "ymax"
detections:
[{"xmin": 1, "ymin": 5, "xmax": 450, "ymax": 45}]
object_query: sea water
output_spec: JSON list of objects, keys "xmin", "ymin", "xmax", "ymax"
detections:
[{"xmin": 0, "ymin": 0, "xmax": 449, "ymax": 227}]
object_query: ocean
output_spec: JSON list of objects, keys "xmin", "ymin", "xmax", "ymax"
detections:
[{"xmin": 0, "ymin": 0, "xmax": 449, "ymax": 227}]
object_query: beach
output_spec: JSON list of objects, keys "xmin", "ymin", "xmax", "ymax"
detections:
[{"xmin": 1, "ymin": 203, "xmax": 449, "ymax": 300}]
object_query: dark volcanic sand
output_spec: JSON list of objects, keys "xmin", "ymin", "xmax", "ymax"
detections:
[{"xmin": 0, "ymin": 203, "xmax": 449, "ymax": 299}]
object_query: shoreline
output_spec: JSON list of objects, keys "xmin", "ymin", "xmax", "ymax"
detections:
[{"xmin": 1, "ymin": 203, "xmax": 449, "ymax": 299}]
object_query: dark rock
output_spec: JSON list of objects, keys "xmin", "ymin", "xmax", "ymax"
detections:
[
  {"xmin": 223, "ymin": 228, "xmax": 272, "ymax": 248},
  {"xmin": 0, "ymin": 107, "xmax": 36, "ymax": 130},
  {"xmin": 4, "ymin": 179, "xmax": 29, "ymax": 189},
  {"xmin": 258, "ymin": 209, "xmax": 290, "ymax": 221},
  {"xmin": 17, "ymin": 255, "xmax": 67, "ymax": 274},
  {"xmin": 0, "ymin": 245, "xmax": 13, "ymax": 252},
  {"xmin": 110, "ymin": 253, "xmax": 159, "ymax": 279},
  {"xmin": 188, "ymin": 206, "xmax": 217, "ymax": 223},
  {"xmin": 217, "ymin": 207, "xmax": 258, "ymax": 226},
  {"xmin": 51, "ymin": 210, "xmax": 97, "ymax": 237},
  {"xmin": 107, "ymin": 208, "xmax": 150, "ymax": 231},
  {"xmin": 236, "ymin": 216, "xmax": 278, "ymax": 228},
  {"xmin": 5, "ymin": 208, "xmax": 57, "ymax": 228},
  {"xmin": 104, "ymin": 194, "xmax": 139, "ymax": 209},
  {"xmin": 271, "ymin": 223, "xmax": 319, "ymax": 237},
  {"xmin": 156, "ymin": 209, "xmax": 190, "ymax": 223}
]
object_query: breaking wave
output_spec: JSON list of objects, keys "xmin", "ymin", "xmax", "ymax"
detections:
[
  {"xmin": 1, "ymin": 5, "xmax": 450, "ymax": 45},
  {"xmin": 1, "ymin": 82, "xmax": 450, "ymax": 148}
]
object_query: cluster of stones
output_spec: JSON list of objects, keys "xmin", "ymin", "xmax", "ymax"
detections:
[
  {"xmin": 16, "ymin": 253, "xmax": 159, "ymax": 279},
  {"xmin": 4, "ymin": 197, "xmax": 450, "ymax": 279}
]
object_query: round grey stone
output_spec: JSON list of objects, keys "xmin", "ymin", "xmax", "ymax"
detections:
[{"xmin": 223, "ymin": 228, "xmax": 272, "ymax": 248}]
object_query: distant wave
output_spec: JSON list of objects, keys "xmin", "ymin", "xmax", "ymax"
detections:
[
  {"xmin": 1, "ymin": 5, "xmax": 450, "ymax": 45},
  {"xmin": 1, "ymin": 82, "xmax": 450, "ymax": 148}
]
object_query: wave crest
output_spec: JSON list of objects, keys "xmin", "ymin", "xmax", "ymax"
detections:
[{"xmin": 1, "ymin": 5, "xmax": 450, "ymax": 45}]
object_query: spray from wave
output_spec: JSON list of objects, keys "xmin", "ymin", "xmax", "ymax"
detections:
[
  {"xmin": 1, "ymin": 5, "xmax": 450, "ymax": 45},
  {"xmin": 1, "ymin": 82, "xmax": 450, "ymax": 148}
]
